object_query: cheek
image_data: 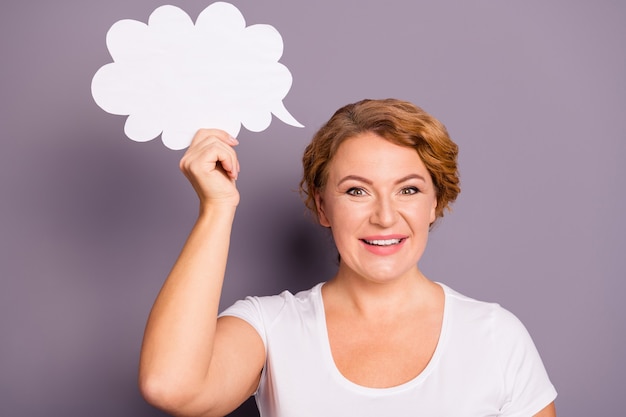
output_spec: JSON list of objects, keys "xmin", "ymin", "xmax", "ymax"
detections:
[
  {"xmin": 324, "ymin": 202, "xmax": 368, "ymax": 246},
  {"xmin": 323, "ymin": 200, "xmax": 353, "ymax": 226}
]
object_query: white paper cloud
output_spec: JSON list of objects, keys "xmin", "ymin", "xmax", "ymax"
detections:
[{"xmin": 91, "ymin": 2, "xmax": 303, "ymax": 150}]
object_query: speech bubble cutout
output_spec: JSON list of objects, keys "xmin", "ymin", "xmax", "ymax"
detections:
[{"xmin": 91, "ymin": 2, "xmax": 303, "ymax": 150}]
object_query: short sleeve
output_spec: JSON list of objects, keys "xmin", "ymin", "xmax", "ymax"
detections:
[
  {"xmin": 219, "ymin": 292, "xmax": 289, "ymax": 350},
  {"xmin": 495, "ymin": 307, "xmax": 557, "ymax": 416}
]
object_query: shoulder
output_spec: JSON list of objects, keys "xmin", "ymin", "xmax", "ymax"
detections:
[
  {"xmin": 248, "ymin": 283, "xmax": 321, "ymax": 314},
  {"xmin": 219, "ymin": 283, "xmax": 324, "ymax": 345},
  {"xmin": 439, "ymin": 283, "xmax": 533, "ymax": 345},
  {"xmin": 439, "ymin": 285, "xmax": 553, "ymax": 375},
  {"xmin": 440, "ymin": 283, "xmax": 504, "ymax": 320}
]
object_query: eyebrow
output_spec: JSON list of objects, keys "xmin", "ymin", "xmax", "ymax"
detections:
[{"xmin": 337, "ymin": 173, "xmax": 427, "ymax": 186}]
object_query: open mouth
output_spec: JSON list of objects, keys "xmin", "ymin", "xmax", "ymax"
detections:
[{"xmin": 361, "ymin": 238, "xmax": 405, "ymax": 247}]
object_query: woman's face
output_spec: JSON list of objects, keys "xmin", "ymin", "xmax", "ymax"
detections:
[{"xmin": 315, "ymin": 132, "xmax": 437, "ymax": 284}]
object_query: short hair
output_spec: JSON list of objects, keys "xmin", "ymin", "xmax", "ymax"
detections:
[{"xmin": 300, "ymin": 98, "xmax": 460, "ymax": 224}]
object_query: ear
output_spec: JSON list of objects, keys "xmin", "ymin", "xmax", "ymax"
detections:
[
  {"xmin": 314, "ymin": 192, "xmax": 331, "ymax": 228},
  {"xmin": 429, "ymin": 198, "xmax": 438, "ymax": 224}
]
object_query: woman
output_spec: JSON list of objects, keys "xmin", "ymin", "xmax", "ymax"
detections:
[{"xmin": 139, "ymin": 99, "xmax": 557, "ymax": 416}]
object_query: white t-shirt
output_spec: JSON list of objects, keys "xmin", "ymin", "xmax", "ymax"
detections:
[{"xmin": 220, "ymin": 282, "xmax": 557, "ymax": 416}]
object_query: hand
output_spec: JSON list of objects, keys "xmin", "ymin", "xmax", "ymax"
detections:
[{"xmin": 179, "ymin": 129, "xmax": 241, "ymax": 209}]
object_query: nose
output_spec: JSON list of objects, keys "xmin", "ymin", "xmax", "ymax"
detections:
[{"xmin": 369, "ymin": 196, "xmax": 398, "ymax": 227}]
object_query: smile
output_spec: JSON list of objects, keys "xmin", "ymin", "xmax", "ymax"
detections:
[{"xmin": 361, "ymin": 238, "xmax": 405, "ymax": 246}]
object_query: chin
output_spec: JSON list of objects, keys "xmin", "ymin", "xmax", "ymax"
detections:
[{"xmin": 352, "ymin": 263, "xmax": 419, "ymax": 285}]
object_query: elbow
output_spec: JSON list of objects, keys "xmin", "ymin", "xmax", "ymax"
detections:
[
  {"xmin": 139, "ymin": 373, "xmax": 190, "ymax": 415},
  {"xmin": 138, "ymin": 373, "xmax": 220, "ymax": 417},
  {"xmin": 139, "ymin": 373, "xmax": 179, "ymax": 412}
]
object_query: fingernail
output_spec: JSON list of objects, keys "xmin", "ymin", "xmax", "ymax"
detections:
[{"xmin": 229, "ymin": 135, "xmax": 239, "ymax": 145}]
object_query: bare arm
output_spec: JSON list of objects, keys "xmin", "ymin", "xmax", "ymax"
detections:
[
  {"xmin": 139, "ymin": 130, "xmax": 265, "ymax": 417},
  {"xmin": 534, "ymin": 401, "xmax": 556, "ymax": 417}
]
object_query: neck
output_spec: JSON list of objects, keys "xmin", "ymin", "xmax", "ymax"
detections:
[{"xmin": 324, "ymin": 264, "xmax": 439, "ymax": 320}]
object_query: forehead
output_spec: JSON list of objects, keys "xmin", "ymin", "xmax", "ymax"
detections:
[{"xmin": 328, "ymin": 132, "xmax": 430, "ymax": 179}]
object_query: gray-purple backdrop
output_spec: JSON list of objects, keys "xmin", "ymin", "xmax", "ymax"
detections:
[{"xmin": 1, "ymin": 1, "xmax": 624, "ymax": 416}]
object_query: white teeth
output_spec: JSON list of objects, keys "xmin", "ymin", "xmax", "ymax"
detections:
[{"xmin": 364, "ymin": 239, "xmax": 402, "ymax": 246}]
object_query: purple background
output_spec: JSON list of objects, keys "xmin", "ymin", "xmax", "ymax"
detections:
[{"xmin": 1, "ymin": 1, "xmax": 624, "ymax": 416}]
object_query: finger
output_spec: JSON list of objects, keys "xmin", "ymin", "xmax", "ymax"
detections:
[
  {"xmin": 181, "ymin": 139, "xmax": 239, "ymax": 180},
  {"xmin": 217, "ymin": 147, "xmax": 238, "ymax": 180},
  {"xmin": 184, "ymin": 131, "xmax": 239, "ymax": 176},
  {"xmin": 191, "ymin": 129, "xmax": 239, "ymax": 148},
  {"xmin": 211, "ymin": 141, "xmax": 239, "ymax": 180},
  {"xmin": 182, "ymin": 132, "xmax": 236, "ymax": 165}
]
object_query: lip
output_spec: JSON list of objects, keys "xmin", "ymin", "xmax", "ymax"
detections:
[{"xmin": 359, "ymin": 234, "xmax": 408, "ymax": 256}]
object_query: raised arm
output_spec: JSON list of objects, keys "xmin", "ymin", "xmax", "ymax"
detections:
[
  {"xmin": 139, "ymin": 129, "xmax": 265, "ymax": 417},
  {"xmin": 534, "ymin": 402, "xmax": 556, "ymax": 417}
]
